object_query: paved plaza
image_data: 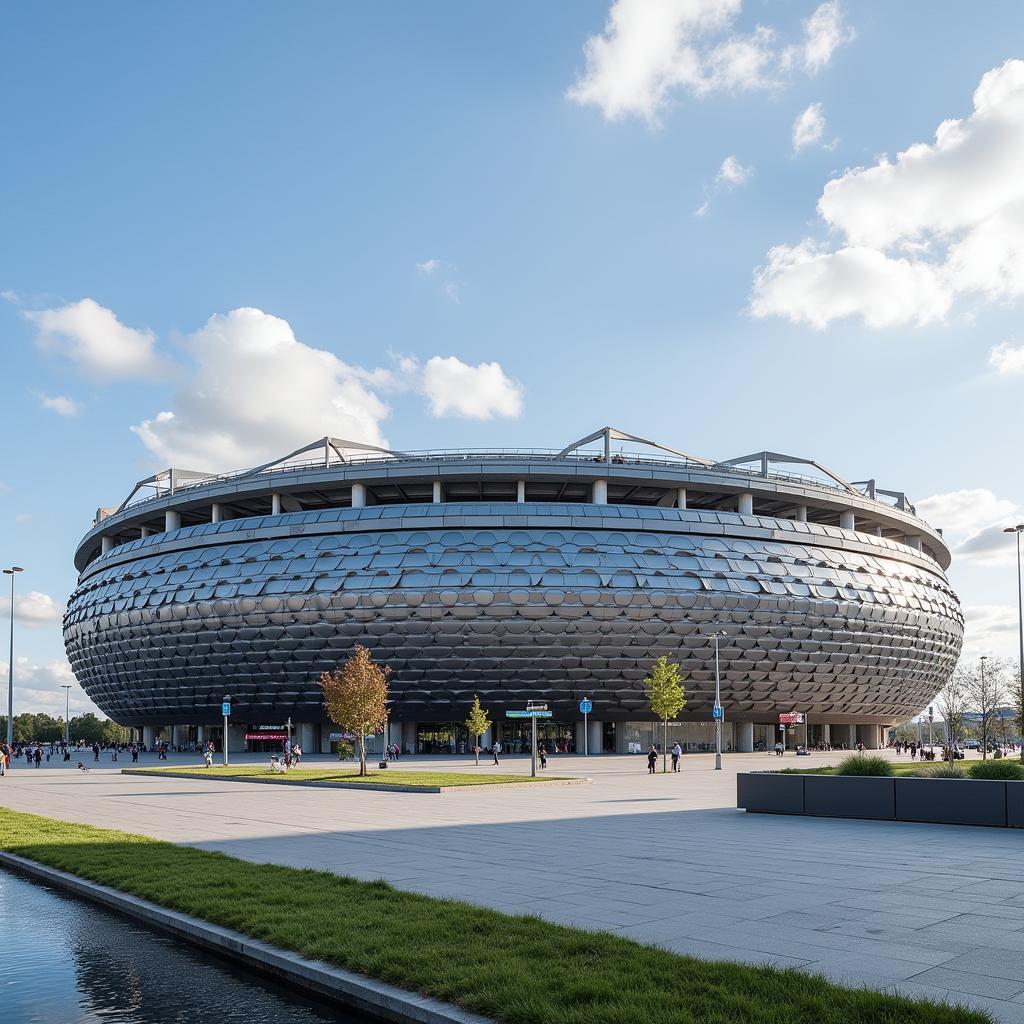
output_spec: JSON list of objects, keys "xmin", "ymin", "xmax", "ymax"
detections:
[{"xmin": 3, "ymin": 749, "xmax": 1024, "ymax": 1021}]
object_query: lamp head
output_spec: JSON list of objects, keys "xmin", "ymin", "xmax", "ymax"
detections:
[
  {"xmin": 1005, "ymin": 524, "xmax": 1024, "ymax": 534},
  {"xmin": 3, "ymin": 566, "xmax": 23, "ymax": 575}
]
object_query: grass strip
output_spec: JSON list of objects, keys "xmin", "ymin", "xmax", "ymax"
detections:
[
  {"xmin": 777, "ymin": 764, "xmax": 960, "ymax": 777},
  {"xmin": 122, "ymin": 765, "xmax": 567, "ymax": 787},
  {"xmin": 0, "ymin": 808, "xmax": 987, "ymax": 1024}
]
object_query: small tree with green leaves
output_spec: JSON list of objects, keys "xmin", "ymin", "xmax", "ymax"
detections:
[
  {"xmin": 319, "ymin": 645, "xmax": 390, "ymax": 776},
  {"xmin": 465, "ymin": 695, "xmax": 491, "ymax": 766},
  {"xmin": 643, "ymin": 656, "xmax": 687, "ymax": 773}
]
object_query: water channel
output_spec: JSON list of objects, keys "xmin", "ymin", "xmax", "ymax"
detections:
[{"xmin": 1, "ymin": 868, "xmax": 362, "ymax": 1023}]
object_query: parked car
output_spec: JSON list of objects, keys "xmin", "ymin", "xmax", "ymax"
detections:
[{"xmin": 963, "ymin": 739, "xmax": 980, "ymax": 749}]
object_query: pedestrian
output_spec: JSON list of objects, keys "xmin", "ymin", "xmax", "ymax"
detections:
[
  {"xmin": 538, "ymin": 744, "xmax": 547, "ymax": 770},
  {"xmin": 392, "ymin": 742, "xmax": 399, "ymax": 761},
  {"xmin": 34, "ymin": 747, "xmax": 42, "ymax": 768},
  {"xmin": 492, "ymin": 740, "xmax": 501, "ymax": 766},
  {"xmin": 647, "ymin": 745, "xmax": 658, "ymax": 774},
  {"xmin": 671, "ymin": 741, "xmax": 682, "ymax": 772}
]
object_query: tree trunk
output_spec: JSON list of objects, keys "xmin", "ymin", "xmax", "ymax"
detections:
[
  {"xmin": 983, "ymin": 718, "xmax": 988, "ymax": 760},
  {"xmin": 358, "ymin": 727, "xmax": 367, "ymax": 776},
  {"xmin": 475, "ymin": 737, "xmax": 480, "ymax": 766},
  {"xmin": 662, "ymin": 719, "xmax": 667, "ymax": 773}
]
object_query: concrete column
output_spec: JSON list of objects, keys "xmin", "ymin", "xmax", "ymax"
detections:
[
  {"xmin": 574, "ymin": 721, "xmax": 586, "ymax": 755},
  {"xmin": 861, "ymin": 725, "xmax": 880, "ymax": 749},
  {"xmin": 481, "ymin": 726, "xmax": 493, "ymax": 750},
  {"xmin": 874, "ymin": 525, "xmax": 883, "ymax": 537},
  {"xmin": 165, "ymin": 509, "xmax": 181, "ymax": 531},
  {"xmin": 101, "ymin": 535, "xmax": 114, "ymax": 554},
  {"xmin": 587, "ymin": 719, "xmax": 602, "ymax": 755},
  {"xmin": 738, "ymin": 492, "xmax": 753, "ymax": 516},
  {"xmin": 840, "ymin": 510, "xmax": 855, "ymax": 530},
  {"xmin": 227, "ymin": 724, "xmax": 246, "ymax": 753},
  {"xmin": 820, "ymin": 723, "xmax": 831, "ymax": 746},
  {"xmin": 516, "ymin": 480, "xmax": 526, "ymax": 503},
  {"xmin": 140, "ymin": 526, "xmax": 153, "ymax": 538},
  {"xmin": 842, "ymin": 724, "xmax": 857, "ymax": 749},
  {"xmin": 300, "ymin": 722, "xmax": 317, "ymax": 752},
  {"xmin": 432, "ymin": 480, "xmax": 442, "ymax": 503},
  {"xmin": 351, "ymin": 483, "xmax": 366, "ymax": 508},
  {"xmin": 736, "ymin": 721, "xmax": 754, "ymax": 753},
  {"xmin": 677, "ymin": 488, "xmax": 687, "ymax": 510},
  {"xmin": 271, "ymin": 493, "xmax": 282, "ymax": 515},
  {"xmin": 171, "ymin": 724, "xmax": 188, "ymax": 749},
  {"xmin": 211, "ymin": 503, "xmax": 224, "ymax": 523},
  {"xmin": 906, "ymin": 535, "xmax": 922, "ymax": 551},
  {"xmin": 142, "ymin": 726, "xmax": 157, "ymax": 749},
  {"xmin": 197, "ymin": 726, "xmax": 206, "ymax": 744},
  {"xmin": 592, "ymin": 479, "xmax": 608, "ymax": 504}
]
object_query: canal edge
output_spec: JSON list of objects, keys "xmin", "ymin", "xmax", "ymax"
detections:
[{"xmin": 0, "ymin": 851, "xmax": 494, "ymax": 1024}]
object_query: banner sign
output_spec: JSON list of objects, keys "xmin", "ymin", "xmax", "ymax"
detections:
[
  {"xmin": 245, "ymin": 732, "xmax": 287, "ymax": 741},
  {"xmin": 778, "ymin": 712, "xmax": 804, "ymax": 725}
]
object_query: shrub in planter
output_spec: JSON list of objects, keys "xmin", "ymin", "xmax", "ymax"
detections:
[
  {"xmin": 336, "ymin": 740, "xmax": 355, "ymax": 761},
  {"xmin": 915, "ymin": 763, "xmax": 966, "ymax": 779},
  {"xmin": 835, "ymin": 755, "xmax": 893, "ymax": 776},
  {"xmin": 969, "ymin": 759, "xmax": 1024, "ymax": 781}
]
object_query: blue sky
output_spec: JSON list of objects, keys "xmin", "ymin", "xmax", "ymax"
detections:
[{"xmin": 2, "ymin": 1, "xmax": 1023, "ymax": 716}]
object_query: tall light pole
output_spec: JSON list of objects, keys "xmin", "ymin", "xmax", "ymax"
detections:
[
  {"xmin": 61, "ymin": 684, "xmax": 72, "ymax": 747},
  {"xmin": 1004, "ymin": 524, "xmax": 1024, "ymax": 762},
  {"xmin": 706, "ymin": 630, "xmax": 726, "ymax": 770},
  {"xmin": 4, "ymin": 566, "xmax": 24, "ymax": 746}
]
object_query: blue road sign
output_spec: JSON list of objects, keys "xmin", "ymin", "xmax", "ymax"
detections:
[
  {"xmin": 222, "ymin": 702, "xmax": 231, "ymax": 716},
  {"xmin": 579, "ymin": 698, "xmax": 593, "ymax": 714},
  {"xmin": 712, "ymin": 705, "xmax": 723, "ymax": 720},
  {"xmin": 506, "ymin": 710, "xmax": 553, "ymax": 718}
]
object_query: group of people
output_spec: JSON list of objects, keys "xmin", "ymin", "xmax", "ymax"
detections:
[
  {"xmin": 266, "ymin": 739, "xmax": 304, "ymax": 772},
  {"xmin": 646, "ymin": 742, "xmax": 684, "ymax": 773}
]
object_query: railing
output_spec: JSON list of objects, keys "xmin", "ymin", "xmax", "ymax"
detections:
[{"xmin": 103, "ymin": 447, "xmax": 923, "ymax": 523}]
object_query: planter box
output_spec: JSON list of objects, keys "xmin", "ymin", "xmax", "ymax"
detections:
[
  {"xmin": 804, "ymin": 774, "xmax": 895, "ymax": 819},
  {"xmin": 1008, "ymin": 782, "xmax": 1024, "ymax": 828},
  {"xmin": 894, "ymin": 778, "xmax": 1006, "ymax": 827},
  {"xmin": 737, "ymin": 772, "xmax": 804, "ymax": 814}
]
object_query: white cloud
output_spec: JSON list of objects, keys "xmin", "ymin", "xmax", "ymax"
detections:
[
  {"xmin": 0, "ymin": 590, "xmax": 65, "ymax": 626},
  {"xmin": 792, "ymin": 102, "xmax": 826, "ymax": 151},
  {"xmin": 752, "ymin": 59, "xmax": 1024, "ymax": 328},
  {"xmin": 989, "ymin": 340, "xmax": 1024, "ymax": 375},
  {"xmin": 0, "ymin": 656, "xmax": 100, "ymax": 718},
  {"xmin": 421, "ymin": 356, "xmax": 524, "ymax": 420},
  {"xmin": 417, "ymin": 259, "xmax": 461, "ymax": 303},
  {"xmin": 26, "ymin": 298, "xmax": 166, "ymax": 379},
  {"xmin": 131, "ymin": 308, "xmax": 524, "ymax": 471},
  {"xmin": 132, "ymin": 308, "xmax": 393, "ymax": 471},
  {"xmin": 566, "ymin": 0, "xmax": 852, "ymax": 127},
  {"xmin": 1, "ymin": 289, "xmax": 19, "ymax": 303},
  {"xmin": 717, "ymin": 155, "xmax": 753, "ymax": 187},
  {"xmin": 916, "ymin": 488, "xmax": 1022, "ymax": 565},
  {"xmin": 960, "ymin": 605, "xmax": 1019, "ymax": 662},
  {"xmin": 37, "ymin": 393, "xmax": 81, "ymax": 417}
]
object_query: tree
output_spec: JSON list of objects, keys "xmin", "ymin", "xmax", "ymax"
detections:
[
  {"xmin": 1012, "ymin": 663, "xmax": 1024, "ymax": 764},
  {"xmin": 319, "ymin": 645, "xmax": 390, "ymax": 776},
  {"xmin": 965, "ymin": 657, "xmax": 1008, "ymax": 760},
  {"xmin": 464, "ymin": 695, "xmax": 491, "ymax": 766},
  {"xmin": 643, "ymin": 656, "xmax": 686, "ymax": 773},
  {"xmin": 935, "ymin": 668, "xmax": 970, "ymax": 763}
]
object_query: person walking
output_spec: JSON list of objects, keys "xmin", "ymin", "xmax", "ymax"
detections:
[
  {"xmin": 492, "ymin": 740, "xmax": 501, "ymax": 766},
  {"xmin": 34, "ymin": 746, "xmax": 42, "ymax": 768},
  {"xmin": 647, "ymin": 745, "xmax": 658, "ymax": 774},
  {"xmin": 538, "ymin": 744, "xmax": 547, "ymax": 770},
  {"xmin": 671, "ymin": 741, "xmax": 682, "ymax": 773}
]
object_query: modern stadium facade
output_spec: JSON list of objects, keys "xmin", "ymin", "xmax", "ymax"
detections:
[{"xmin": 65, "ymin": 428, "xmax": 963, "ymax": 756}]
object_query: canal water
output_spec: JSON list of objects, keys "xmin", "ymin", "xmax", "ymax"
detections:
[{"xmin": 1, "ymin": 868, "xmax": 362, "ymax": 1023}]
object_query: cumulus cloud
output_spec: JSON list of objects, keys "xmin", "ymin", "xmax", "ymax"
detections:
[
  {"xmin": 960, "ymin": 605, "xmax": 1019, "ymax": 662},
  {"xmin": 752, "ymin": 59, "xmax": 1024, "ymax": 327},
  {"xmin": 989, "ymin": 340, "xmax": 1024, "ymax": 375},
  {"xmin": 567, "ymin": 0, "xmax": 852, "ymax": 126},
  {"xmin": 132, "ymin": 308, "xmax": 523, "ymax": 471},
  {"xmin": 37, "ymin": 393, "xmax": 81, "ymax": 417},
  {"xmin": 26, "ymin": 298, "xmax": 166, "ymax": 379},
  {"xmin": 792, "ymin": 102, "xmax": 826, "ymax": 151},
  {"xmin": 717, "ymin": 155, "xmax": 753, "ymax": 187},
  {"xmin": 421, "ymin": 356, "xmax": 524, "ymax": 420},
  {"xmin": 916, "ymin": 488, "xmax": 1022, "ymax": 565},
  {"xmin": 417, "ymin": 258, "xmax": 461, "ymax": 303},
  {"xmin": 0, "ymin": 590, "xmax": 66, "ymax": 626},
  {"xmin": 0, "ymin": 656, "xmax": 99, "ymax": 718}
]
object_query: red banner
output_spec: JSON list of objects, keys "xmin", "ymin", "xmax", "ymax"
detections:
[{"xmin": 778, "ymin": 712, "xmax": 804, "ymax": 725}]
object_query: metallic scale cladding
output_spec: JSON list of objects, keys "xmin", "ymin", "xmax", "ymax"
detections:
[{"xmin": 64, "ymin": 429, "xmax": 963, "ymax": 748}]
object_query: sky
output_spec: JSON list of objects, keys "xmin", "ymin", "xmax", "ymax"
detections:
[{"xmin": 2, "ymin": 0, "xmax": 1023, "ymax": 719}]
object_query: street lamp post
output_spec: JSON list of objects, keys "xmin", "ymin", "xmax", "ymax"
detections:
[
  {"xmin": 222, "ymin": 694, "xmax": 231, "ymax": 766},
  {"xmin": 706, "ymin": 630, "xmax": 726, "ymax": 770},
  {"xmin": 1004, "ymin": 524, "xmax": 1024, "ymax": 762},
  {"xmin": 4, "ymin": 566, "xmax": 24, "ymax": 746},
  {"xmin": 61, "ymin": 684, "xmax": 72, "ymax": 747}
]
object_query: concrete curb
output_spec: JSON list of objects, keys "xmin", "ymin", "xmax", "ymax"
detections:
[
  {"xmin": 0, "ymin": 850, "xmax": 493, "ymax": 1024},
  {"xmin": 120, "ymin": 769, "xmax": 590, "ymax": 793}
]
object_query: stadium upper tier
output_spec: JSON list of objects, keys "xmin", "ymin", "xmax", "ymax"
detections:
[{"xmin": 76, "ymin": 427, "xmax": 950, "ymax": 572}]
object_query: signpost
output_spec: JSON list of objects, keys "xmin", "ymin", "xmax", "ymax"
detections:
[
  {"xmin": 928, "ymin": 704, "xmax": 934, "ymax": 754},
  {"xmin": 579, "ymin": 697, "xmax": 593, "ymax": 756},
  {"xmin": 221, "ymin": 697, "xmax": 231, "ymax": 766},
  {"xmin": 506, "ymin": 703, "xmax": 550, "ymax": 777}
]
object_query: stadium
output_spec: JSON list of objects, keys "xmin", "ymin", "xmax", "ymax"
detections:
[{"xmin": 64, "ymin": 427, "xmax": 964, "ymax": 756}]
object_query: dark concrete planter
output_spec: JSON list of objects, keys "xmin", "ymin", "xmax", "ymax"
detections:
[
  {"xmin": 805, "ymin": 774, "xmax": 895, "ymax": 819},
  {"xmin": 894, "ymin": 778, "xmax": 1006, "ymax": 827},
  {"xmin": 737, "ymin": 773, "xmax": 1024, "ymax": 828},
  {"xmin": 737, "ymin": 771, "xmax": 804, "ymax": 814}
]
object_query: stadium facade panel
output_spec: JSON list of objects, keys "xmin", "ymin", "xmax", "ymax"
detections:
[{"xmin": 65, "ymin": 431, "xmax": 963, "ymax": 754}]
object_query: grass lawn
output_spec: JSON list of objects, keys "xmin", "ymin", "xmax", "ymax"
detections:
[
  {"xmin": 777, "ymin": 762, "xmax": 959, "ymax": 777},
  {"xmin": 0, "ymin": 808, "xmax": 988, "ymax": 1023},
  {"xmin": 122, "ymin": 765, "xmax": 567, "ymax": 787}
]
